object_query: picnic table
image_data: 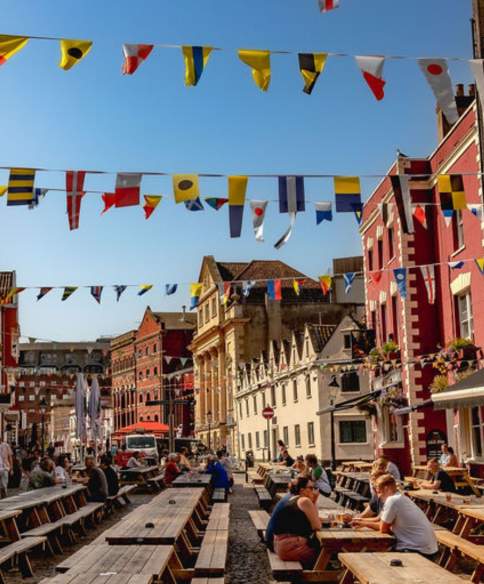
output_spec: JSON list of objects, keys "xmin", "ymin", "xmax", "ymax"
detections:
[
  {"xmin": 265, "ymin": 473, "xmax": 291, "ymax": 497},
  {"xmin": 338, "ymin": 552, "xmax": 465, "ymax": 584},
  {"xmin": 411, "ymin": 465, "xmax": 479, "ymax": 494},
  {"xmin": 172, "ymin": 473, "xmax": 212, "ymax": 489},
  {"xmin": 340, "ymin": 461, "xmax": 373, "ymax": 472},
  {"xmin": 0, "ymin": 509, "xmax": 22, "ymax": 542},
  {"xmin": 41, "ymin": 573, "xmax": 151, "ymax": 584},
  {"xmin": 120, "ymin": 466, "xmax": 161, "ymax": 489}
]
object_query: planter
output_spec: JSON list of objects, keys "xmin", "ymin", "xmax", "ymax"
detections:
[{"xmin": 458, "ymin": 346, "xmax": 478, "ymax": 361}]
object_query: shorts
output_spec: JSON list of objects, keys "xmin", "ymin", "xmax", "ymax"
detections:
[{"xmin": 274, "ymin": 534, "xmax": 318, "ymax": 569}]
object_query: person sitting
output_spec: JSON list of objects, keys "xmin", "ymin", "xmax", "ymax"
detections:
[
  {"xmin": 28, "ymin": 457, "xmax": 56, "ymax": 490},
  {"xmin": 305, "ymin": 454, "xmax": 331, "ymax": 497},
  {"xmin": 418, "ymin": 458, "xmax": 455, "ymax": 493},
  {"xmin": 279, "ymin": 449, "xmax": 295, "ymax": 468},
  {"xmin": 438, "ymin": 443, "xmax": 451, "ymax": 467},
  {"xmin": 217, "ymin": 450, "xmax": 234, "ymax": 492},
  {"xmin": 54, "ymin": 453, "xmax": 71, "ymax": 483},
  {"xmin": 445, "ymin": 446, "xmax": 459, "ymax": 468},
  {"xmin": 347, "ymin": 468, "xmax": 386, "ymax": 527},
  {"xmin": 100, "ymin": 454, "xmax": 119, "ymax": 497},
  {"xmin": 292, "ymin": 455, "xmax": 306, "ymax": 475},
  {"xmin": 372, "ymin": 457, "xmax": 401, "ymax": 482},
  {"xmin": 206, "ymin": 454, "xmax": 230, "ymax": 494},
  {"xmin": 163, "ymin": 453, "xmax": 181, "ymax": 485},
  {"xmin": 126, "ymin": 451, "xmax": 144, "ymax": 469},
  {"xmin": 360, "ymin": 474, "xmax": 438, "ymax": 559},
  {"xmin": 276, "ymin": 440, "xmax": 286, "ymax": 462},
  {"xmin": 178, "ymin": 447, "xmax": 191, "ymax": 472},
  {"xmin": 266, "ymin": 483, "xmax": 294, "ymax": 551},
  {"xmin": 271, "ymin": 476, "xmax": 321, "ymax": 568},
  {"xmin": 83, "ymin": 455, "xmax": 108, "ymax": 502}
]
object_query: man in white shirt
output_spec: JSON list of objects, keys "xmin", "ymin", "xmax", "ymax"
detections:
[
  {"xmin": 126, "ymin": 451, "xmax": 144, "ymax": 469},
  {"xmin": 363, "ymin": 473, "xmax": 438, "ymax": 558},
  {"xmin": 0, "ymin": 439, "xmax": 12, "ymax": 498}
]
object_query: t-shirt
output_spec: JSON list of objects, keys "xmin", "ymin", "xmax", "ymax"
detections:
[
  {"xmin": 369, "ymin": 494, "xmax": 383, "ymax": 516},
  {"xmin": 87, "ymin": 467, "xmax": 108, "ymax": 502},
  {"xmin": 433, "ymin": 469, "xmax": 455, "ymax": 493},
  {"xmin": 0, "ymin": 443, "xmax": 12, "ymax": 471},
  {"xmin": 127, "ymin": 457, "xmax": 143, "ymax": 468},
  {"xmin": 54, "ymin": 466, "xmax": 67, "ymax": 482},
  {"xmin": 103, "ymin": 465, "xmax": 119, "ymax": 496},
  {"xmin": 381, "ymin": 493, "xmax": 438, "ymax": 555},
  {"xmin": 164, "ymin": 462, "xmax": 180, "ymax": 485},
  {"xmin": 312, "ymin": 466, "xmax": 331, "ymax": 495},
  {"xmin": 284, "ymin": 455, "xmax": 295, "ymax": 467},
  {"xmin": 386, "ymin": 461, "xmax": 401, "ymax": 481},
  {"xmin": 28, "ymin": 468, "xmax": 55, "ymax": 490},
  {"xmin": 439, "ymin": 453, "xmax": 450, "ymax": 466}
]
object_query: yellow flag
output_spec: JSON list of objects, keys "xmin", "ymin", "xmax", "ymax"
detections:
[
  {"xmin": 173, "ymin": 175, "xmax": 200, "ymax": 203},
  {"xmin": 228, "ymin": 176, "xmax": 248, "ymax": 205},
  {"xmin": 238, "ymin": 49, "xmax": 271, "ymax": 91},
  {"xmin": 0, "ymin": 186, "xmax": 7, "ymax": 197},
  {"xmin": 0, "ymin": 35, "xmax": 29, "ymax": 66},
  {"xmin": 59, "ymin": 39, "xmax": 93, "ymax": 70},
  {"xmin": 182, "ymin": 46, "xmax": 212, "ymax": 86}
]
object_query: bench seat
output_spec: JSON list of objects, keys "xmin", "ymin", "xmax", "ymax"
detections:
[
  {"xmin": 191, "ymin": 579, "xmax": 225, "ymax": 584},
  {"xmin": 267, "ymin": 550, "xmax": 303, "ymax": 581},
  {"xmin": 248, "ymin": 510, "xmax": 270, "ymax": 540},
  {"xmin": 106, "ymin": 484, "xmax": 136, "ymax": 506},
  {"xmin": 0, "ymin": 536, "xmax": 47, "ymax": 579},
  {"xmin": 194, "ymin": 530, "xmax": 229, "ymax": 577},
  {"xmin": 146, "ymin": 473, "xmax": 165, "ymax": 490},
  {"xmin": 63, "ymin": 502, "xmax": 105, "ymax": 527},
  {"xmin": 254, "ymin": 486, "xmax": 272, "ymax": 510},
  {"xmin": 212, "ymin": 489, "xmax": 227, "ymax": 503},
  {"xmin": 436, "ymin": 529, "xmax": 484, "ymax": 582}
]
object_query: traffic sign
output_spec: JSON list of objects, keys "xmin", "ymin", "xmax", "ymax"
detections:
[{"xmin": 262, "ymin": 406, "xmax": 274, "ymax": 420}]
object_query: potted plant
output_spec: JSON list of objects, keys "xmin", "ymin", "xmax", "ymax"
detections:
[
  {"xmin": 381, "ymin": 340, "xmax": 400, "ymax": 361},
  {"xmin": 447, "ymin": 338, "xmax": 478, "ymax": 361},
  {"xmin": 430, "ymin": 374, "xmax": 449, "ymax": 393}
]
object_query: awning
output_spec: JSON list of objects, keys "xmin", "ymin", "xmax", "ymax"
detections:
[
  {"xmin": 432, "ymin": 368, "xmax": 484, "ymax": 409},
  {"xmin": 112, "ymin": 421, "xmax": 169, "ymax": 438},
  {"xmin": 393, "ymin": 399, "xmax": 434, "ymax": 416},
  {"xmin": 317, "ymin": 389, "xmax": 382, "ymax": 415}
]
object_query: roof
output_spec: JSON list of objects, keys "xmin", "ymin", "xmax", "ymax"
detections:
[
  {"xmin": 112, "ymin": 421, "xmax": 170, "ymax": 437},
  {"xmin": 216, "ymin": 262, "xmax": 249, "ymax": 281},
  {"xmin": 152, "ymin": 311, "xmax": 196, "ymax": 330},
  {"xmin": 232, "ymin": 260, "xmax": 319, "ymax": 289},
  {"xmin": 433, "ymin": 368, "xmax": 484, "ymax": 409},
  {"xmin": 307, "ymin": 324, "xmax": 337, "ymax": 353}
]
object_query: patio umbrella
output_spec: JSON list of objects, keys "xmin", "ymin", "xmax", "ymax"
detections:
[
  {"xmin": 74, "ymin": 373, "xmax": 87, "ymax": 441},
  {"xmin": 88, "ymin": 376, "xmax": 101, "ymax": 442}
]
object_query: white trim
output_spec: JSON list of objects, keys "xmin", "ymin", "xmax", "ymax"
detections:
[
  {"xmin": 433, "ymin": 386, "xmax": 484, "ymax": 404},
  {"xmin": 450, "ymin": 272, "xmax": 471, "ymax": 296}
]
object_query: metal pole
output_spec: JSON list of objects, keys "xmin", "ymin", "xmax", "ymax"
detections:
[
  {"xmin": 267, "ymin": 418, "xmax": 271, "ymax": 463},
  {"xmin": 208, "ymin": 421, "xmax": 211, "ymax": 452},
  {"xmin": 330, "ymin": 403, "xmax": 336, "ymax": 471},
  {"xmin": 41, "ymin": 412, "xmax": 45, "ymax": 456},
  {"xmin": 169, "ymin": 379, "xmax": 175, "ymax": 453}
]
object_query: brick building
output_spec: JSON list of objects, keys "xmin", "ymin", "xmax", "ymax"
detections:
[{"xmin": 111, "ymin": 330, "xmax": 136, "ymax": 431}]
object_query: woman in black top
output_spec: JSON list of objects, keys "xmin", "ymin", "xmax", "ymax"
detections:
[
  {"xmin": 100, "ymin": 455, "xmax": 119, "ymax": 497},
  {"xmin": 272, "ymin": 476, "xmax": 322, "ymax": 568}
]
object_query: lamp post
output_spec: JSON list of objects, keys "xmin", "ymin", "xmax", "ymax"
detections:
[
  {"xmin": 207, "ymin": 410, "xmax": 212, "ymax": 453},
  {"xmin": 39, "ymin": 397, "xmax": 48, "ymax": 456},
  {"xmin": 328, "ymin": 375, "xmax": 339, "ymax": 471}
]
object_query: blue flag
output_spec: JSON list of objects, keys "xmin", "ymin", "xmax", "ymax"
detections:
[
  {"xmin": 165, "ymin": 284, "xmax": 178, "ymax": 295},
  {"xmin": 343, "ymin": 272, "xmax": 356, "ymax": 294},
  {"xmin": 184, "ymin": 197, "xmax": 204, "ymax": 211},
  {"xmin": 393, "ymin": 268, "xmax": 407, "ymax": 299},
  {"xmin": 315, "ymin": 202, "xmax": 332, "ymax": 224},
  {"xmin": 449, "ymin": 261, "xmax": 464, "ymax": 270},
  {"xmin": 114, "ymin": 285, "xmax": 127, "ymax": 302}
]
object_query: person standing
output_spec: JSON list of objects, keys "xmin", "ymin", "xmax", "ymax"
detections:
[{"xmin": 0, "ymin": 438, "xmax": 13, "ymax": 498}]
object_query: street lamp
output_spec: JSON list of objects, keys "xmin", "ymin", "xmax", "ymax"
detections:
[
  {"xmin": 39, "ymin": 397, "xmax": 48, "ymax": 456},
  {"xmin": 206, "ymin": 410, "xmax": 212, "ymax": 453},
  {"xmin": 328, "ymin": 375, "xmax": 339, "ymax": 471}
]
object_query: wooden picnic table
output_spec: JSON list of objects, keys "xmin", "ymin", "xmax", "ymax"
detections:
[
  {"xmin": 411, "ymin": 465, "xmax": 479, "ymax": 494},
  {"xmin": 40, "ymin": 573, "xmax": 152, "ymax": 584},
  {"xmin": 338, "ymin": 552, "xmax": 465, "ymax": 584},
  {"xmin": 0, "ymin": 509, "xmax": 22, "ymax": 542},
  {"xmin": 120, "ymin": 466, "xmax": 160, "ymax": 487},
  {"xmin": 265, "ymin": 473, "xmax": 291, "ymax": 497},
  {"xmin": 172, "ymin": 473, "xmax": 212, "ymax": 488},
  {"xmin": 206, "ymin": 503, "xmax": 230, "ymax": 531},
  {"xmin": 340, "ymin": 461, "xmax": 373, "ymax": 472}
]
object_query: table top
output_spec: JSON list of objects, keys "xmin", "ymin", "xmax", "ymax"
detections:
[
  {"xmin": 407, "ymin": 489, "xmax": 478, "ymax": 509},
  {"xmin": 317, "ymin": 528, "xmax": 394, "ymax": 543},
  {"xmin": 120, "ymin": 466, "xmax": 159, "ymax": 475},
  {"xmin": 341, "ymin": 461, "xmax": 373, "ymax": 470},
  {"xmin": 0, "ymin": 485, "xmax": 86, "ymax": 510},
  {"xmin": 41, "ymin": 573, "xmax": 151, "ymax": 584},
  {"xmin": 457, "ymin": 506, "xmax": 484, "ymax": 521},
  {"xmin": 413, "ymin": 465, "xmax": 467, "ymax": 476},
  {"xmin": 172, "ymin": 474, "xmax": 212, "ymax": 486},
  {"xmin": 339, "ymin": 552, "xmax": 465, "ymax": 584}
]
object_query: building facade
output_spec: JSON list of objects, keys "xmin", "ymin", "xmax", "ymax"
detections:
[{"xmin": 111, "ymin": 330, "xmax": 136, "ymax": 431}]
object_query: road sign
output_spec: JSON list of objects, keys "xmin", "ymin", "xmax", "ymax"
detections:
[{"xmin": 262, "ymin": 406, "xmax": 274, "ymax": 420}]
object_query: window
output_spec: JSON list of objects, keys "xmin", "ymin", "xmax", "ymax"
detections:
[
  {"xmin": 145, "ymin": 347, "xmax": 148, "ymax": 356},
  {"xmin": 339, "ymin": 420, "xmax": 367, "ymax": 443},
  {"xmin": 341, "ymin": 371, "xmax": 360, "ymax": 392},
  {"xmin": 305, "ymin": 376, "xmax": 312, "ymax": 398},
  {"xmin": 307, "ymin": 422, "xmax": 315, "ymax": 446},
  {"xmin": 211, "ymin": 297, "xmax": 217, "ymax": 318},
  {"xmin": 138, "ymin": 371, "xmax": 142, "ymax": 380},
  {"xmin": 253, "ymin": 395, "xmax": 258, "ymax": 415},
  {"xmin": 146, "ymin": 392, "xmax": 151, "ymax": 402},
  {"xmin": 471, "ymin": 406, "xmax": 484, "ymax": 458},
  {"xmin": 377, "ymin": 239, "xmax": 383, "ymax": 270},
  {"xmin": 457, "ymin": 293, "xmax": 474, "ymax": 339},
  {"xmin": 28, "ymin": 395, "xmax": 35, "ymax": 401},
  {"xmin": 380, "ymin": 303, "xmax": 387, "ymax": 344},
  {"xmin": 293, "ymin": 380, "xmax": 298, "ymax": 402},
  {"xmin": 248, "ymin": 433, "xmax": 253, "ymax": 449},
  {"xmin": 388, "ymin": 226, "xmax": 394, "ymax": 260},
  {"xmin": 153, "ymin": 344, "xmax": 157, "ymax": 353},
  {"xmin": 199, "ymin": 311, "xmax": 204, "ymax": 326},
  {"xmin": 146, "ymin": 369, "xmax": 150, "ymax": 378},
  {"xmin": 154, "ymin": 367, "xmax": 158, "ymax": 376},
  {"xmin": 343, "ymin": 334, "xmax": 352, "ymax": 350},
  {"xmin": 368, "ymin": 248, "xmax": 373, "ymax": 272},
  {"xmin": 255, "ymin": 431, "xmax": 260, "ymax": 449},
  {"xmin": 294, "ymin": 425, "xmax": 301, "ymax": 447},
  {"xmin": 391, "ymin": 295, "xmax": 399, "ymax": 344},
  {"xmin": 154, "ymin": 415, "xmax": 159, "ymax": 422},
  {"xmin": 245, "ymin": 399, "xmax": 249, "ymax": 417},
  {"xmin": 140, "ymin": 416, "xmax": 144, "ymax": 421},
  {"xmin": 453, "ymin": 209, "xmax": 465, "ymax": 249},
  {"xmin": 139, "ymin": 394, "xmax": 143, "ymax": 403},
  {"xmin": 283, "ymin": 426, "xmax": 289, "ymax": 446},
  {"xmin": 239, "ymin": 402, "xmax": 243, "ymax": 419},
  {"xmin": 281, "ymin": 384, "xmax": 286, "ymax": 406},
  {"xmin": 271, "ymin": 386, "xmax": 276, "ymax": 407},
  {"xmin": 204, "ymin": 304, "xmax": 210, "ymax": 323},
  {"xmin": 241, "ymin": 434, "xmax": 245, "ymax": 451}
]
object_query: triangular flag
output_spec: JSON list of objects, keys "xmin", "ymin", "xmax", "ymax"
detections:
[
  {"xmin": 143, "ymin": 195, "xmax": 162, "ymax": 219},
  {"xmin": 242, "ymin": 280, "xmax": 256, "ymax": 297},
  {"xmin": 238, "ymin": 49, "xmax": 271, "ymax": 91},
  {"xmin": 293, "ymin": 279, "xmax": 305, "ymax": 296},
  {"xmin": 354, "ymin": 207, "xmax": 363, "ymax": 224},
  {"xmin": 319, "ymin": 275, "xmax": 332, "ymax": 296},
  {"xmin": 343, "ymin": 272, "xmax": 356, "ymax": 294},
  {"xmin": 420, "ymin": 266, "xmax": 435, "ymax": 304},
  {"xmin": 228, "ymin": 175, "xmax": 248, "ymax": 238},
  {"xmin": 0, "ymin": 186, "xmax": 7, "ymax": 197},
  {"xmin": 90, "ymin": 286, "xmax": 103, "ymax": 304},
  {"xmin": 0, "ymin": 35, "xmax": 29, "ymax": 66},
  {"xmin": 475, "ymin": 258, "xmax": 484, "ymax": 274},
  {"xmin": 413, "ymin": 205, "xmax": 427, "ymax": 229},
  {"xmin": 184, "ymin": 197, "xmax": 204, "ymax": 211},
  {"xmin": 115, "ymin": 173, "xmax": 141, "ymax": 207},
  {"xmin": 205, "ymin": 197, "xmax": 228, "ymax": 210},
  {"xmin": 138, "ymin": 284, "xmax": 153, "ymax": 296},
  {"xmin": 318, "ymin": 0, "xmax": 340, "ymax": 12},
  {"xmin": 315, "ymin": 202, "xmax": 332, "ymax": 224},
  {"xmin": 250, "ymin": 200, "xmax": 268, "ymax": 242},
  {"xmin": 173, "ymin": 175, "xmax": 199, "ymax": 203},
  {"xmin": 114, "ymin": 285, "xmax": 127, "ymax": 301},
  {"xmin": 190, "ymin": 283, "xmax": 203, "ymax": 310},
  {"xmin": 369, "ymin": 271, "xmax": 382, "ymax": 284},
  {"xmin": 29, "ymin": 188, "xmax": 48, "ymax": 209},
  {"xmin": 66, "ymin": 170, "xmax": 86, "ymax": 231},
  {"xmin": 391, "ymin": 174, "xmax": 414, "ymax": 234},
  {"xmin": 182, "ymin": 46, "xmax": 212, "ymax": 86},
  {"xmin": 393, "ymin": 268, "xmax": 407, "ymax": 299},
  {"xmin": 468, "ymin": 204, "xmax": 482, "ymax": 219},
  {"xmin": 267, "ymin": 280, "xmax": 282, "ymax": 301},
  {"xmin": 180, "ymin": 357, "xmax": 189, "ymax": 367},
  {"xmin": 449, "ymin": 261, "xmax": 464, "ymax": 270},
  {"xmin": 37, "ymin": 287, "xmax": 52, "ymax": 301},
  {"xmin": 122, "ymin": 44, "xmax": 153, "ymax": 75},
  {"xmin": 355, "ymin": 56, "xmax": 386, "ymax": 101},
  {"xmin": 59, "ymin": 39, "xmax": 93, "ymax": 70},
  {"xmin": 442, "ymin": 208, "xmax": 454, "ymax": 227},
  {"xmin": 165, "ymin": 284, "xmax": 178, "ymax": 295},
  {"xmin": 62, "ymin": 287, "xmax": 77, "ymax": 301},
  {"xmin": 101, "ymin": 193, "xmax": 116, "ymax": 214},
  {"xmin": 165, "ymin": 356, "xmax": 173, "ymax": 365},
  {"xmin": 298, "ymin": 53, "xmax": 327, "ymax": 95},
  {"xmin": 418, "ymin": 58, "xmax": 458, "ymax": 124}
]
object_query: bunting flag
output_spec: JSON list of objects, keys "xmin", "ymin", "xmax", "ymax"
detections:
[
  {"xmin": 143, "ymin": 195, "xmax": 162, "ymax": 219},
  {"xmin": 37, "ymin": 287, "xmax": 52, "ymax": 301},
  {"xmin": 475, "ymin": 258, "xmax": 484, "ymax": 274},
  {"xmin": 250, "ymin": 200, "xmax": 268, "ymax": 242},
  {"xmin": 449, "ymin": 260, "xmax": 464, "ymax": 270},
  {"xmin": 228, "ymin": 175, "xmax": 248, "ymax": 238},
  {"xmin": 90, "ymin": 286, "xmax": 103, "ymax": 304},
  {"xmin": 238, "ymin": 49, "xmax": 271, "ymax": 91},
  {"xmin": 420, "ymin": 265, "xmax": 435, "ymax": 304},
  {"xmin": 242, "ymin": 280, "xmax": 256, "ymax": 297},
  {"xmin": 293, "ymin": 279, "xmax": 304, "ymax": 296},
  {"xmin": 315, "ymin": 202, "xmax": 332, "ymax": 224},
  {"xmin": 0, "ymin": 35, "xmax": 29, "ymax": 66},
  {"xmin": 222, "ymin": 282, "xmax": 231, "ymax": 305},
  {"xmin": 298, "ymin": 53, "xmax": 327, "ymax": 95},
  {"xmin": 114, "ymin": 173, "xmax": 141, "ymax": 207},
  {"xmin": 319, "ymin": 0, "xmax": 340, "ymax": 11},
  {"xmin": 413, "ymin": 204, "xmax": 427, "ymax": 229},
  {"xmin": 442, "ymin": 208, "xmax": 454, "ymax": 227},
  {"xmin": 343, "ymin": 272, "xmax": 356, "ymax": 294},
  {"xmin": 468, "ymin": 204, "xmax": 483, "ymax": 219},
  {"xmin": 205, "ymin": 197, "xmax": 228, "ymax": 210},
  {"xmin": 0, "ymin": 186, "xmax": 6, "ymax": 197},
  {"xmin": 101, "ymin": 193, "xmax": 117, "ymax": 214},
  {"xmin": 61, "ymin": 287, "xmax": 77, "ymax": 301},
  {"xmin": 190, "ymin": 283, "xmax": 203, "ymax": 309},
  {"xmin": 173, "ymin": 174, "xmax": 199, "ymax": 203},
  {"xmin": 275, "ymin": 176, "xmax": 305, "ymax": 249},
  {"xmin": 7, "ymin": 168, "xmax": 35, "ymax": 206},
  {"xmin": 59, "ymin": 39, "xmax": 93, "ymax": 70},
  {"xmin": 114, "ymin": 285, "xmax": 127, "ymax": 301},
  {"xmin": 469, "ymin": 60, "xmax": 484, "ymax": 115},
  {"xmin": 319, "ymin": 275, "xmax": 332, "ymax": 296},
  {"xmin": 267, "ymin": 279, "xmax": 282, "ymax": 301},
  {"xmin": 122, "ymin": 44, "xmax": 153, "ymax": 75},
  {"xmin": 393, "ymin": 268, "xmax": 407, "ymax": 299},
  {"xmin": 334, "ymin": 176, "xmax": 361, "ymax": 212},
  {"xmin": 438, "ymin": 175, "xmax": 466, "ymax": 210},
  {"xmin": 354, "ymin": 208, "xmax": 363, "ymax": 224},
  {"xmin": 29, "ymin": 188, "xmax": 48, "ymax": 209},
  {"xmin": 274, "ymin": 213, "xmax": 297, "ymax": 249},
  {"xmin": 184, "ymin": 197, "xmax": 204, "ymax": 211},
  {"xmin": 165, "ymin": 284, "xmax": 178, "ymax": 295},
  {"xmin": 369, "ymin": 271, "xmax": 382, "ymax": 284},
  {"xmin": 418, "ymin": 58, "xmax": 458, "ymax": 124},
  {"xmin": 355, "ymin": 56, "xmax": 386, "ymax": 101},
  {"xmin": 391, "ymin": 174, "xmax": 414, "ymax": 234},
  {"xmin": 182, "ymin": 46, "xmax": 212, "ymax": 86},
  {"xmin": 138, "ymin": 284, "xmax": 153, "ymax": 296},
  {"xmin": 66, "ymin": 170, "xmax": 86, "ymax": 231}
]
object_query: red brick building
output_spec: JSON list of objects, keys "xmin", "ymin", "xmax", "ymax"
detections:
[
  {"xmin": 360, "ymin": 87, "xmax": 484, "ymax": 475},
  {"xmin": 111, "ymin": 330, "xmax": 136, "ymax": 431}
]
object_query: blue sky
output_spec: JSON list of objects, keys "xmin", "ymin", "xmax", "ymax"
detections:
[{"xmin": 0, "ymin": 0, "xmax": 474, "ymax": 341}]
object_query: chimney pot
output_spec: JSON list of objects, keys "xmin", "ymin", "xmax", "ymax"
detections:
[
  {"xmin": 456, "ymin": 83, "xmax": 464, "ymax": 97},
  {"xmin": 468, "ymin": 83, "xmax": 476, "ymax": 96}
]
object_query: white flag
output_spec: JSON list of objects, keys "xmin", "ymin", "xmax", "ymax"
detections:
[
  {"xmin": 420, "ymin": 265, "xmax": 435, "ymax": 304},
  {"xmin": 469, "ymin": 59, "xmax": 484, "ymax": 115},
  {"xmin": 418, "ymin": 59, "xmax": 458, "ymax": 124},
  {"xmin": 355, "ymin": 55, "xmax": 386, "ymax": 101},
  {"xmin": 250, "ymin": 200, "xmax": 268, "ymax": 242},
  {"xmin": 318, "ymin": 0, "xmax": 340, "ymax": 12}
]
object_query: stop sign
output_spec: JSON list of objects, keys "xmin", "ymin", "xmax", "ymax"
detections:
[{"xmin": 262, "ymin": 406, "xmax": 274, "ymax": 420}]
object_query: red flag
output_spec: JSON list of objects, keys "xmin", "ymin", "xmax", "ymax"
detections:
[
  {"xmin": 66, "ymin": 170, "xmax": 86, "ymax": 231},
  {"xmin": 274, "ymin": 279, "xmax": 282, "ymax": 300},
  {"xmin": 101, "ymin": 193, "xmax": 116, "ymax": 214},
  {"xmin": 114, "ymin": 173, "xmax": 141, "ymax": 207},
  {"xmin": 413, "ymin": 204, "xmax": 427, "ymax": 229},
  {"xmin": 369, "ymin": 271, "xmax": 382, "ymax": 284},
  {"xmin": 122, "ymin": 44, "xmax": 154, "ymax": 75},
  {"xmin": 319, "ymin": 0, "xmax": 340, "ymax": 12},
  {"xmin": 355, "ymin": 56, "xmax": 386, "ymax": 101}
]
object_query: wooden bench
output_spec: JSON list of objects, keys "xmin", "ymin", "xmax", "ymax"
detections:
[
  {"xmin": 254, "ymin": 486, "xmax": 272, "ymax": 510},
  {"xmin": 248, "ymin": 510, "xmax": 270, "ymax": 540},
  {"xmin": 206, "ymin": 504, "xmax": 230, "ymax": 531},
  {"xmin": 436, "ymin": 529, "xmax": 484, "ymax": 583},
  {"xmin": 0, "ymin": 536, "xmax": 47, "ymax": 581},
  {"xmin": 62, "ymin": 502, "xmax": 105, "ymax": 536},
  {"xmin": 21, "ymin": 517, "xmax": 67, "ymax": 553},
  {"xmin": 105, "ymin": 484, "xmax": 137, "ymax": 512},
  {"xmin": 146, "ymin": 473, "xmax": 166, "ymax": 491},
  {"xmin": 194, "ymin": 530, "xmax": 229, "ymax": 577},
  {"xmin": 192, "ymin": 579, "xmax": 225, "ymax": 584},
  {"xmin": 212, "ymin": 489, "xmax": 227, "ymax": 503},
  {"xmin": 267, "ymin": 550, "xmax": 303, "ymax": 581}
]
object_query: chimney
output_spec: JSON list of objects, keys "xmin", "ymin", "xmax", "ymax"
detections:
[{"xmin": 469, "ymin": 83, "xmax": 476, "ymax": 97}]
